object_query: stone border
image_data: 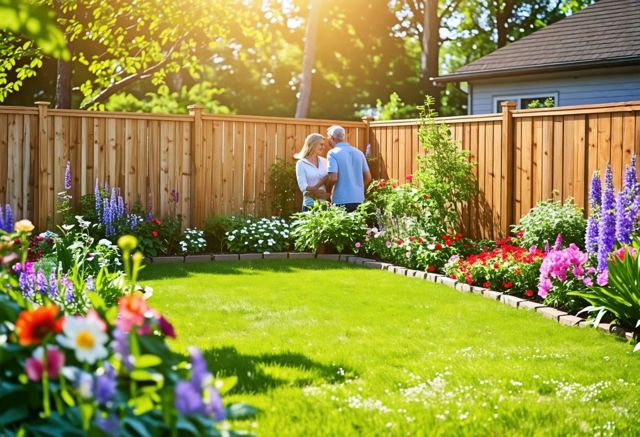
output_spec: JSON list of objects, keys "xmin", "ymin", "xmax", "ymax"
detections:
[{"xmin": 147, "ymin": 253, "xmax": 635, "ymax": 342}]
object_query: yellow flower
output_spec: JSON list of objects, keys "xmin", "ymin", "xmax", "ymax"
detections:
[
  {"xmin": 118, "ymin": 235, "xmax": 138, "ymax": 252},
  {"xmin": 14, "ymin": 220, "xmax": 34, "ymax": 234}
]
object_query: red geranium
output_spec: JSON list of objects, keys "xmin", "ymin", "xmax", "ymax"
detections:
[
  {"xmin": 434, "ymin": 243, "xmax": 443, "ymax": 250},
  {"xmin": 15, "ymin": 305, "xmax": 64, "ymax": 345},
  {"xmin": 524, "ymin": 289, "xmax": 534, "ymax": 297},
  {"xmin": 502, "ymin": 281, "xmax": 513, "ymax": 289},
  {"xmin": 152, "ymin": 230, "xmax": 159, "ymax": 238},
  {"xmin": 427, "ymin": 265, "xmax": 436, "ymax": 273},
  {"xmin": 483, "ymin": 281, "xmax": 491, "ymax": 288}
]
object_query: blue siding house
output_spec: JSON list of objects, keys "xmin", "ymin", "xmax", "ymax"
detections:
[{"xmin": 435, "ymin": 0, "xmax": 640, "ymax": 115}]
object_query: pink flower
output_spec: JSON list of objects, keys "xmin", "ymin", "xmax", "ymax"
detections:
[
  {"xmin": 25, "ymin": 346, "xmax": 65, "ymax": 381},
  {"xmin": 385, "ymin": 241, "xmax": 392, "ymax": 248},
  {"xmin": 405, "ymin": 174, "xmax": 413, "ymax": 182},
  {"xmin": 597, "ymin": 270, "xmax": 608, "ymax": 286},
  {"xmin": 355, "ymin": 242, "xmax": 362, "ymax": 249}
]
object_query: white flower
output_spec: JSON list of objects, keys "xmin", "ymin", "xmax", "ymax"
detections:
[
  {"xmin": 61, "ymin": 224, "xmax": 75, "ymax": 231},
  {"xmin": 97, "ymin": 239, "xmax": 113, "ymax": 247},
  {"xmin": 57, "ymin": 316, "xmax": 109, "ymax": 364},
  {"xmin": 228, "ymin": 235, "xmax": 235, "ymax": 241}
]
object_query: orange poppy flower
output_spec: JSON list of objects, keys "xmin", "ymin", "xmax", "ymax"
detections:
[{"xmin": 15, "ymin": 305, "xmax": 64, "ymax": 345}]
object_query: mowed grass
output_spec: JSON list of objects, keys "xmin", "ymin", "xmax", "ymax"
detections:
[{"xmin": 141, "ymin": 260, "xmax": 640, "ymax": 436}]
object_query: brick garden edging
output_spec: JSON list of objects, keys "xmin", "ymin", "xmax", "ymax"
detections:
[{"xmin": 147, "ymin": 253, "xmax": 635, "ymax": 342}]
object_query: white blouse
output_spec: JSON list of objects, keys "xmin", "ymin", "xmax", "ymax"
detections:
[{"xmin": 295, "ymin": 157, "xmax": 328, "ymax": 207}]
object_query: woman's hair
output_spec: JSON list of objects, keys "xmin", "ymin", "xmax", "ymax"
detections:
[{"xmin": 294, "ymin": 133, "xmax": 324, "ymax": 159}]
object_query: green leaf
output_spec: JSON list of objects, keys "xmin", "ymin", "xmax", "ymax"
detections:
[
  {"xmin": 0, "ymin": 406, "xmax": 27, "ymax": 426},
  {"xmin": 134, "ymin": 354, "xmax": 162, "ymax": 368},
  {"xmin": 123, "ymin": 416, "xmax": 153, "ymax": 437},
  {"xmin": 225, "ymin": 403, "xmax": 258, "ymax": 419}
]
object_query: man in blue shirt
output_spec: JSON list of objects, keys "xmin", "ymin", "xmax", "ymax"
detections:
[{"xmin": 326, "ymin": 125, "xmax": 372, "ymax": 212}]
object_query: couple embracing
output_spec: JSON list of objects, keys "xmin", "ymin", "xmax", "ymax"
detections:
[{"xmin": 294, "ymin": 125, "xmax": 372, "ymax": 212}]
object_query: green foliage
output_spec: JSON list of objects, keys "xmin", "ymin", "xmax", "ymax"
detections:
[
  {"xmin": 360, "ymin": 92, "xmax": 418, "ymax": 120},
  {"xmin": 572, "ymin": 243, "xmax": 640, "ymax": 328},
  {"xmin": 512, "ymin": 198, "xmax": 586, "ymax": 249},
  {"xmin": 106, "ymin": 82, "xmax": 233, "ymax": 114},
  {"xmin": 415, "ymin": 96, "xmax": 477, "ymax": 231},
  {"xmin": 204, "ymin": 215, "xmax": 238, "ymax": 253},
  {"xmin": 527, "ymin": 97, "xmax": 555, "ymax": 109},
  {"xmin": 263, "ymin": 159, "xmax": 298, "ymax": 218},
  {"xmin": 291, "ymin": 203, "xmax": 367, "ymax": 253},
  {"xmin": 0, "ymin": 0, "xmax": 68, "ymax": 58}
]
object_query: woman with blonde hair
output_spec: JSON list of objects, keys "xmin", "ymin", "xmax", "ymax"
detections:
[{"xmin": 294, "ymin": 133, "xmax": 329, "ymax": 211}]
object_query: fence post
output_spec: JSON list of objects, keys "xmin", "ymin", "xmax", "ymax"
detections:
[
  {"xmin": 501, "ymin": 101, "xmax": 516, "ymax": 236},
  {"xmin": 35, "ymin": 101, "xmax": 50, "ymax": 230},
  {"xmin": 188, "ymin": 104, "xmax": 204, "ymax": 227},
  {"xmin": 361, "ymin": 115, "xmax": 376, "ymax": 178}
]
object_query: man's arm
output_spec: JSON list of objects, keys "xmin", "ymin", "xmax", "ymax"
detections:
[
  {"xmin": 326, "ymin": 172, "xmax": 338, "ymax": 193},
  {"xmin": 363, "ymin": 170, "xmax": 372, "ymax": 191}
]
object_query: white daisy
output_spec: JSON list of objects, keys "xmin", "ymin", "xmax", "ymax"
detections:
[{"xmin": 57, "ymin": 316, "xmax": 109, "ymax": 364}]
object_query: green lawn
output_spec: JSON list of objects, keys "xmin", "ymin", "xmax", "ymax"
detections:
[{"xmin": 141, "ymin": 260, "xmax": 640, "ymax": 436}]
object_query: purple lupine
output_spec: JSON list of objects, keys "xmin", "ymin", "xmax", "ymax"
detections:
[
  {"xmin": 86, "ymin": 275, "xmax": 95, "ymax": 291},
  {"xmin": 103, "ymin": 198, "xmax": 114, "ymax": 237},
  {"xmin": 117, "ymin": 194, "xmax": 125, "ymax": 220},
  {"xmin": 597, "ymin": 165, "xmax": 616, "ymax": 271},
  {"xmin": 0, "ymin": 204, "xmax": 14, "ymax": 233},
  {"xmin": 94, "ymin": 362, "xmax": 117, "ymax": 405},
  {"xmin": 64, "ymin": 161, "xmax": 72, "ymax": 191},
  {"xmin": 60, "ymin": 275, "xmax": 74, "ymax": 302},
  {"xmin": 48, "ymin": 272, "xmax": 59, "ymax": 298},
  {"xmin": 175, "ymin": 380, "xmax": 205, "ymax": 416},
  {"xmin": 175, "ymin": 347, "xmax": 225, "ymax": 420},
  {"xmin": 585, "ymin": 171, "xmax": 602, "ymax": 255},
  {"xmin": 95, "ymin": 179, "xmax": 102, "ymax": 222},
  {"xmin": 615, "ymin": 155, "xmax": 638, "ymax": 244},
  {"xmin": 96, "ymin": 414, "xmax": 119, "ymax": 435}
]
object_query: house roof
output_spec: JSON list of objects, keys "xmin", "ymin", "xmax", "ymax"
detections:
[{"xmin": 435, "ymin": 0, "xmax": 640, "ymax": 83}]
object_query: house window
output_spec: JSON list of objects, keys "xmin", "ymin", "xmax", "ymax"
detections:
[{"xmin": 494, "ymin": 93, "xmax": 558, "ymax": 112}]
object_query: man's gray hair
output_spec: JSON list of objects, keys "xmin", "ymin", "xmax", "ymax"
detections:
[{"xmin": 327, "ymin": 125, "xmax": 345, "ymax": 140}]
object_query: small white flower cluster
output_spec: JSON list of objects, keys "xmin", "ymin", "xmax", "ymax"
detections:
[
  {"xmin": 225, "ymin": 217, "xmax": 291, "ymax": 253},
  {"xmin": 179, "ymin": 227, "xmax": 207, "ymax": 254}
]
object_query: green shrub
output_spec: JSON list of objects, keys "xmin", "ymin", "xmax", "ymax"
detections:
[
  {"xmin": 414, "ymin": 96, "xmax": 477, "ymax": 232},
  {"xmin": 225, "ymin": 216, "xmax": 291, "ymax": 253},
  {"xmin": 512, "ymin": 198, "xmax": 586, "ymax": 249},
  {"xmin": 291, "ymin": 203, "xmax": 367, "ymax": 253},
  {"xmin": 204, "ymin": 215, "xmax": 237, "ymax": 253},
  {"xmin": 262, "ymin": 159, "xmax": 298, "ymax": 218}
]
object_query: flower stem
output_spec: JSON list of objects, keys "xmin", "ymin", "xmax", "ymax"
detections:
[{"xmin": 42, "ymin": 345, "xmax": 51, "ymax": 417}]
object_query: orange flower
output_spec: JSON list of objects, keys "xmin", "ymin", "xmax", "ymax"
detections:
[
  {"xmin": 117, "ymin": 293, "xmax": 150, "ymax": 332},
  {"xmin": 15, "ymin": 305, "xmax": 64, "ymax": 345}
]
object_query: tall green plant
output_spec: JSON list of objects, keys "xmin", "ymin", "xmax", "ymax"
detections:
[
  {"xmin": 263, "ymin": 159, "xmax": 297, "ymax": 218},
  {"xmin": 414, "ymin": 96, "xmax": 477, "ymax": 232}
]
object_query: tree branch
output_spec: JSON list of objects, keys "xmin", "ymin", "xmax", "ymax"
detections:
[
  {"xmin": 81, "ymin": 39, "xmax": 182, "ymax": 108},
  {"xmin": 439, "ymin": 0, "xmax": 462, "ymax": 20}
]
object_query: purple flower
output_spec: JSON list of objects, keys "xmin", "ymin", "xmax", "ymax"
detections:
[
  {"xmin": 204, "ymin": 386, "xmax": 225, "ymax": 421},
  {"xmin": 86, "ymin": 275, "xmax": 95, "ymax": 291},
  {"xmin": 597, "ymin": 270, "xmax": 609, "ymax": 286},
  {"xmin": 64, "ymin": 161, "xmax": 72, "ymax": 191},
  {"xmin": 175, "ymin": 380, "xmax": 205, "ymax": 415},
  {"xmin": 0, "ymin": 204, "xmax": 13, "ymax": 232},
  {"xmin": 0, "ymin": 206, "xmax": 4, "ymax": 232},
  {"xmin": 597, "ymin": 165, "xmax": 616, "ymax": 271},
  {"xmin": 112, "ymin": 328, "xmax": 133, "ymax": 370},
  {"xmin": 615, "ymin": 155, "xmax": 638, "ymax": 244},
  {"xmin": 189, "ymin": 347, "xmax": 210, "ymax": 391},
  {"xmin": 95, "ymin": 179, "xmax": 102, "ymax": 222},
  {"xmin": 60, "ymin": 275, "xmax": 74, "ymax": 302},
  {"xmin": 94, "ymin": 362, "xmax": 117, "ymax": 405},
  {"xmin": 96, "ymin": 414, "xmax": 119, "ymax": 435},
  {"xmin": 585, "ymin": 171, "xmax": 602, "ymax": 255},
  {"xmin": 538, "ymin": 244, "xmax": 594, "ymax": 299}
]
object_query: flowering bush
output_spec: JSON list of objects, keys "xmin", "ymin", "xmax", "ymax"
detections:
[
  {"xmin": 226, "ymin": 216, "xmax": 292, "ymax": 253},
  {"xmin": 0, "ymin": 229, "xmax": 255, "ymax": 435},
  {"xmin": 444, "ymin": 240, "xmax": 545, "ymax": 295},
  {"xmin": 180, "ymin": 227, "xmax": 208, "ymax": 254},
  {"xmin": 537, "ymin": 243, "xmax": 594, "ymax": 312}
]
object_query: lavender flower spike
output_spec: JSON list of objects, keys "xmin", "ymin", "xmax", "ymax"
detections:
[
  {"xmin": 95, "ymin": 179, "xmax": 102, "ymax": 222},
  {"xmin": 64, "ymin": 161, "xmax": 72, "ymax": 191},
  {"xmin": 0, "ymin": 206, "xmax": 4, "ymax": 232},
  {"xmin": 585, "ymin": 171, "xmax": 602, "ymax": 255},
  {"xmin": 597, "ymin": 165, "xmax": 616, "ymax": 271},
  {"xmin": 615, "ymin": 156, "xmax": 638, "ymax": 244}
]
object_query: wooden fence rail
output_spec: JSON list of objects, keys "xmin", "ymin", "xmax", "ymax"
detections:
[{"xmin": 1, "ymin": 100, "xmax": 639, "ymax": 239}]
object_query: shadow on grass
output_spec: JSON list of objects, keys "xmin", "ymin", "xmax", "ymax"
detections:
[
  {"xmin": 140, "ymin": 259, "xmax": 358, "ymax": 281},
  {"xmin": 200, "ymin": 346, "xmax": 357, "ymax": 394}
]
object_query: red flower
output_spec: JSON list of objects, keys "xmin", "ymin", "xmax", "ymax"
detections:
[
  {"xmin": 455, "ymin": 233, "xmax": 463, "ymax": 241},
  {"xmin": 396, "ymin": 239, "xmax": 404, "ymax": 245},
  {"xmin": 434, "ymin": 243, "xmax": 443, "ymax": 250},
  {"xmin": 418, "ymin": 237, "xmax": 424, "ymax": 244},
  {"xmin": 449, "ymin": 274, "xmax": 457, "ymax": 279},
  {"xmin": 152, "ymin": 218, "xmax": 161, "ymax": 225},
  {"xmin": 379, "ymin": 180, "xmax": 386, "ymax": 188},
  {"xmin": 392, "ymin": 183, "xmax": 398, "ymax": 189},
  {"xmin": 15, "ymin": 305, "xmax": 64, "ymax": 345},
  {"xmin": 466, "ymin": 276, "xmax": 473, "ymax": 285},
  {"xmin": 502, "ymin": 281, "xmax": 513, "ymax": 289},
  {"xmin": 423, "ymin": 194, "xmax": 429, "ymax": 200},
  {"xmin": 524, "ymin": 289, "xmax": 534, "ymax": 297},
  {"xmin": 152, "ymin": 230, "xmax": 159, "ymax": 238},
  {"xmin": 406, "ymin": 174, "xmax": 413, "ymax": 182},
  {"xmin": 408, "ymin": 236, "xmax": 416, "ymax": 242},
  {"xmin": 493, "ymin": 262, "xmax": 499, "ymax": 269},
  {"xmin": 427, "ymin": 265, "xmax": 436, "ymax": 273},
  {"xmin": 483, "ymin": 281, "xmax": 491, "ymax": 288}
]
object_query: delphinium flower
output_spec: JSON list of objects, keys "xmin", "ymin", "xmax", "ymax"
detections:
[
  {"xmin": 585, "ymin": 171, "xmax": 601, "ymax": 255},
  {"xmin": 95, "ymin": 179, "xmax": 102, "ymax": 222},
  {"xmin": 94, "ymin": 362, "xmax": 117, "ymax": 405},
  {"xmin": 615, "ymin": 155, "xmax": 639, "ymax": 244},
  {"xmin": 64, "ymin": 161, "xmax": 72, "ymax": 191},
  {"xmin": 175, "ymin": 347, "xmax": 225, "ymax": 421},
  {"xmin": 597, "ymin": 165, "xmax": 616, "ymax": 271},
  {"xmin": 0, "ymin": 204, "xmax": 13, "ymax": 232},
  {"xmin": 103, "ymin": 198, "xmax": 114, "ymax": 236}
]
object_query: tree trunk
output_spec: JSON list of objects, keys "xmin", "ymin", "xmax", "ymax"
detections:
[
  {"xmin": 421, "ymin": 0, "xmax": 441, "ymax": 110},
  {"xmin": 55, "ymin": 57, "xmax": 72, "ymax": 108},
  {"xmin": 496, "ymin": 0, "xmax": 515, "ymax": 48},
  {"xmin": 295, "ymin": 0, "xmax": 320, "ymax": 118}
]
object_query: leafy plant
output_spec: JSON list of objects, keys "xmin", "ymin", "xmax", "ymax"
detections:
[
  {"xmin": 204, "ymin": 215, "xmax": 239, "ymax": 253},
  {"xmin": 262, "ymin": 159, "xmax": 298, "ymax": 218},
  {"xmin": 291, "ymin": 203, "xmax": 367, "ymax": 254},
  {"xmin": 179, "ymin": 228, "xmax": 207, "ymax": 254},
  {"xmin": 512, "ymin": 198, "xmax": 586, "ymax": 249},
  {"xmin": 414, "ymin": 96, "xmax": 477, "ymax": 232},
  {"xmin": 571, "ymin": 243, "xmax": 640, "ymax": 329}
]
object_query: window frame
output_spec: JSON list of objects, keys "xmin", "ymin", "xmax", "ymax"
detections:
[{"xmin": 493, "ymin": 92, "xmax": 559, "ymax": 112}]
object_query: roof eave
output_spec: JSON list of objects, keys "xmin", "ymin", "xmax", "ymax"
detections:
[{"xmin": 433, "ymin": 57, "xmax": 640, "ymax": 83}]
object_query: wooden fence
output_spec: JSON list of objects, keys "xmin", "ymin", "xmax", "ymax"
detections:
[
  {"xmin": 369, "ymin": 100, "xmax": 640, "ymax": 239},
  {"xmin": 1, "ymin": 100, "xmax": 639, "ymax": 238},
  {"xmin": 0, "ymin": 103, "xmax": 366, "ymax": 229}
]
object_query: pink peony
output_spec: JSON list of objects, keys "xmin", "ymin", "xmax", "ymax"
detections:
[{"xmin": 25, "ymin": 346, "xmax": 65, "ymax": 381}]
